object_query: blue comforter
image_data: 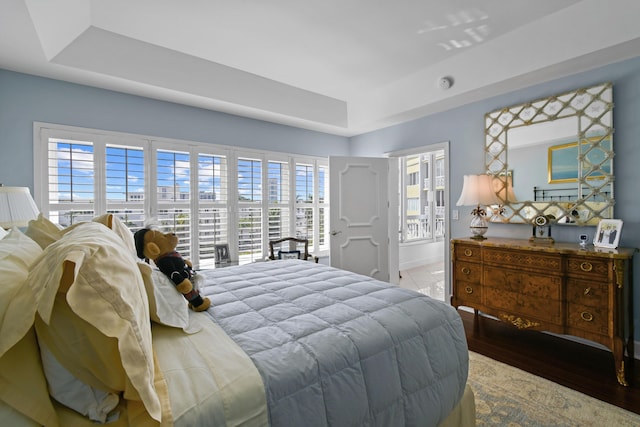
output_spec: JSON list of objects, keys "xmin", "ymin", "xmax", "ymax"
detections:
[{"xmin": 199, "ymin": 260, "xmax": 468, "ymax": 427}]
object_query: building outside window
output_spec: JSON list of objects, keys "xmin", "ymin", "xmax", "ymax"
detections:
[{"xmin": 399, "ymin": 150, "xmax": 446, "ymax": 242}]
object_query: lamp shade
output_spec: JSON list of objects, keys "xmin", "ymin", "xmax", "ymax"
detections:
[
  {"xmin": 0, "ymin": 186, "xmax": 40, "ymax": 228},
  {"xmin": 456, "ymin": 175, "xmax": 501, "ymax": 206}
]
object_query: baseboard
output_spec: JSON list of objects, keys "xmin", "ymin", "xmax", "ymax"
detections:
[{"xmin": 459, "ymin": 307, "xmax": 640, "ymax": 360}]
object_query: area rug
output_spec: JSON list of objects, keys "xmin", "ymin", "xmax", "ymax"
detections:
[{"xmin": 468, "ymin": 351, "xmax": 640, "ymax": 426}]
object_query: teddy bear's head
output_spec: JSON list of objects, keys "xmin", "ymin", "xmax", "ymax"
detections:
[
  {"xmin": 133, "ymin": 227, "xmax": 211, "ymax": 312},
  {"xmin": 134, "ymin": 228, "xmax": 178, "ymax": 261}
]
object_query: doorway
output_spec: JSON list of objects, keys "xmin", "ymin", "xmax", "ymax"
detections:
[{"xmin": 391, "ymin": 142, "xmax": 449, "ymax": 301}]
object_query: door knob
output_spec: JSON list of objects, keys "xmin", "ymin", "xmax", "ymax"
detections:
[{"xmin": 330, "ymin": 230, "xmax": 342, "ymax": 236}]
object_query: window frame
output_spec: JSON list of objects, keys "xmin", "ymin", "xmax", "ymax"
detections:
[{"xmin": 33, "ymin": 122, "xmax": 329, "ymax": 266}]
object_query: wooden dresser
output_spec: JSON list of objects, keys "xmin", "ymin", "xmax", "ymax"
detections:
[{"xmin": 451, "ymin": 237, "xmax": 635, "ymax": 386}]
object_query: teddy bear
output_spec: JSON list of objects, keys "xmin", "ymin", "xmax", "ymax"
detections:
[{"xmin": 134, "ymin": 228, "xmax": 211, "ymax": 312}]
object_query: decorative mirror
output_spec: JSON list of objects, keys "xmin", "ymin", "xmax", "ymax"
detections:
[{"xmin": 485, "ymin": 82, "xmax": 614, "ymax": 225}]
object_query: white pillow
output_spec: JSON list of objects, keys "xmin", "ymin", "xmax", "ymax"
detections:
[
  {"xmin": 24, "ymin": 213, "xmax": 137, "ymax": 257},
  {"xmin": 137, "ymin": 261, "xmax": 191, "ymax": 330},
  {"xmin": 0, "ymin": 227, "xmax": 7, "ymax": 239},
  {"xmin": 0, "ymin": 227, "xmax": 42, "ymax": 357},
  {"xmin": 23, "ymin": 213, "xmax": 63, "ymax": 249},
  {"xmin": 39, "ymin": 340, "xmax": 119, "ymax": 423},
  {"xmin": 0, "ymin": 228, "xmax": 56, "ymax": 426}
]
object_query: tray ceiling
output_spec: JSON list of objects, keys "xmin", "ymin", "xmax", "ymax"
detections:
[{"xmin": 1, "ymin": 0, "xmax": 639, "ymax": 136}]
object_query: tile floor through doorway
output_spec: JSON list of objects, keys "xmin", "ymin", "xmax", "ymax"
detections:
[{"xmin": 398, "ymin": 261, "xmax": 445, "ymax": 301}]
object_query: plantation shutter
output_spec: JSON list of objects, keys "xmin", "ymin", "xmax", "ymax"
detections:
[
  {"xmin": 47, "ymin": 138, "xmax": 96, "ymax": 226},
  {"xmin": 35, "ymin": 123, "xmax": 330, "ymax": 266},
  {"xmin": 295, "ymin": 163, "xmax": 313, "ymax": 244},
  {"xmin": 197, "ymin": 153, "xmax": 228, "ymax": 268},
  {"xmin": 156, "ymin": 149, "xmax": 191, "ymax": 258},
  {"xmin": 237, "ymin": 157, "xmax": 262, "ymax": 262},
  {"xmin": 267, "ymin": 160, "xmax": 290, "ymax": 241},
  {"xmin": 105, "ymin": 144, "xmax": 146, "ymax": 230}
]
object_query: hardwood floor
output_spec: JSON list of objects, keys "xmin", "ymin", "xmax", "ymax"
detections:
[{"xmin": 460, "ymin": 309, "xmax": 640, "ymax": 415}]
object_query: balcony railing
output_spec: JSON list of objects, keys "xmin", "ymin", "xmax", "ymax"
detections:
[{"xmin": 405, "ymin": 206, "xmax": 446, "ymax": 241}]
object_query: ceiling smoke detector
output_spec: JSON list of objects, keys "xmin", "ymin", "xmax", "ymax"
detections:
[{"xmin": 438, "ymin": 77, "xmax": 453, "ymax": 90}]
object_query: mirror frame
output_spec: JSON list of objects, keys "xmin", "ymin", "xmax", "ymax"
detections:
[{"xmin": 485, "ymin": 82, "xmax": 614, "ymax": 226}]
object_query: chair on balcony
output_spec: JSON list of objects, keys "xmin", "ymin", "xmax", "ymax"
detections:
[{"xmin": 268, "ymin": 237, "xmax": 319, "ymax": 263}]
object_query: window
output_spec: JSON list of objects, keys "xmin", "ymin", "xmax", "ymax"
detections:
[
  {"xmin": 156, "ymin": 149, "xmax": 192, "ymax": 257},
  {"xmin": 407, "ymin": 198, "xmax": 420, "ymax": 213},
  {"xmin": 34, "ymin": 123, "xmax": 329, "ymax": 267},
  {"xmin": 267, "ymin": 161, "xmax": 290, "ymax": 242},
  {"xmin": 398, "ymin": 149, "xmax": 446, "ymax": 243},
  {"xmin": 237, "ymin": 157, "xmax": 263, "ymax": 263},
  {"xmin": 47, "ymin": 138, "xmax": 95, "ymax": 226},
  {"xmin": 408, "ymin": 171, "xmax": 419, "ymax": 186},
  {"xmin": 197, "ymin": 153, "xmax": 228, "ymax": 268},
  {"xmin": 295, "ymin": 163, "xmax": 313, "ymax": 244}
]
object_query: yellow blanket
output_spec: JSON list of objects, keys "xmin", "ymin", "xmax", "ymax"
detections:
[
  {"xmin": 153, "ymin": 312, "xmax": 268, "ymax": 426},
  {"xmin": 52, "ymin": 312, "xmax": 268, "ymax": 426}
]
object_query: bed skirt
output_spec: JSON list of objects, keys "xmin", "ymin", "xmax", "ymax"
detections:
[{"xmin": 438, "ymin": 384, "xmax": 476, "ymax": 427}]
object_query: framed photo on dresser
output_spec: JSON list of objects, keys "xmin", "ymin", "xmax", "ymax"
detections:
[{"xmin": 593, "ymin": 219, "xmax": 623, "ymax": 249}]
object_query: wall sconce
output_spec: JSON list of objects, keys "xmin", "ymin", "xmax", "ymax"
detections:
[
  {"xmin": 456, "ymin": 174, "xmax": 501, "ymax": 240},
  {"xmin": 0, "ymin": 186, "xmax": 40, "ymax": 229}
]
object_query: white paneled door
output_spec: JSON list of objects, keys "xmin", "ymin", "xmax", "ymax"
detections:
[{"xmin": 329, "ymin": 157, "xmax": 397, "ymax": 282}]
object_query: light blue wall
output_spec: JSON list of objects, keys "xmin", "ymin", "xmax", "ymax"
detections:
[
  {"xmin": 350, "ymin": 55, "xmax": 640, "ymax": 339},
  {"xmin": 0, "ymin": 69, "xmax": 350, "ymax": 189},
  {"xmin": 2, "ymin": 57, "xmax": 640, "ymax": 339}
]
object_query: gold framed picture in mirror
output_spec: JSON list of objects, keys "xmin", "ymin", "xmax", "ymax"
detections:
[{"xmin": 548, "ymin": 137, "xmax": 611, "ymax": 184}]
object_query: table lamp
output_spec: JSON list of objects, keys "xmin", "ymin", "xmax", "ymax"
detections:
[
  {"xmin": 0, "ymin": 186, "xmax": 40, "ymax": 229},
  {"xmin": 456, "ymin": 174, "xmax": 501, "ymax": 240}
]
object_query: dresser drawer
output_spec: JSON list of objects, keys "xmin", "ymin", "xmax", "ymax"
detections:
[
  {"xmin": 566, "ymin": 279, "xmax": 609, "ymax": 308},
  {"xmin": 454, "ymin": 260, "xmax": 481, "ymax": 283},
  {"xmin": 454, "ymin": 281, "xmax": 482, "ymax": 304},
  {"xmin": 484, "ymin": 286, "xmax": 561, "ymax": 324},
  {"xmin": 484, "ymin": 266, "xmax": 561, "ymax": 300},
  {"xmin": 567, "ymin": 303, "xmax": 609, "ymax": 335},
  {"xmin": 454, "ymin": 244, "xmax": 481, "ymax": 262},
  {"xmin": 565, "ymin": 256, "xmax": 610, "ymax": 280},
  {"xmin": 483, "ymin": 248, "xmax": 562, "ymax": 274}
]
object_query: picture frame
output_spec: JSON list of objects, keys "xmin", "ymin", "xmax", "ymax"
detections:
[
  {"xmin": 214, "ymin": 243, "xmax": 230, "ymax": 264},
  {"xmin": 593, "ymin": 219, "xmax": 623, "ymax": 248},
  {"xmin": 278, "ymin": 250, "xmax": 301, "ymax": 260},
  {"xmin": 548, "ymin": 138, "xmax": 611, "ymax": 184}
]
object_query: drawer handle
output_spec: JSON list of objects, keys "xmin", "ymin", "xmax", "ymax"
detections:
[
  {"xmin": 583, "ymin": 287, "xmax": 591, "ymax": 296},
  {"xmin": 580, "ymin": 262, "xmax": 593, "ymax": 272},
  {"xmin": 461, "ymin": 267, "xmax": 471, "ymax": 275},
  {"xmin": 580, "ymin": 311, "xmax": 594, "ymax": 322},
  {"xmin": 463, "ymin": 249, "xmax": 473, "ymax": 257},
  {"xmin": 465, "ymin": 286, "xmax": 473, "ymax": 294}
]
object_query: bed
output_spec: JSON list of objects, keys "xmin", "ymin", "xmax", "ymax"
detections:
[{"xmin": 0, "ymin": 215, "xmax": 475, "ymax": 427}]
